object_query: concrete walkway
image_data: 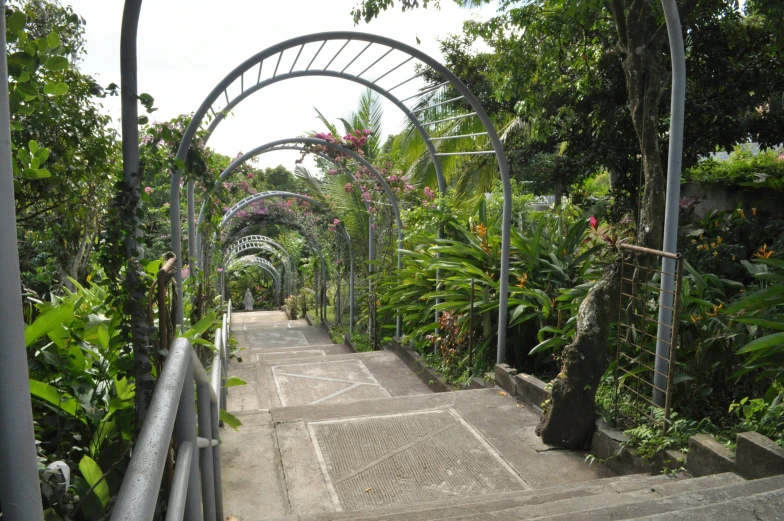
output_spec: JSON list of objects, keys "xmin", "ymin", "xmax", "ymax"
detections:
[{"xmin": 221, "ymin": 310, "xmax": 618, "ymax": 520}]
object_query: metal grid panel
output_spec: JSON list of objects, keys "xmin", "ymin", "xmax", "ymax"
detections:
[{"xmin": 613, "ymin": 243, "xmax": 684, "ymax": 433}]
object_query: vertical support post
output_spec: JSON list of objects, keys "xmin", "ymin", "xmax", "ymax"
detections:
[
  {"xmin": 349, "ymin": 254, "xmax": 355, "ymax": 336},
  {"xmin": 158, "ymin": 268, "xmax": 168, "ymax": 350},
  {"xmin": 120, "ymin": 0, "xmax": 153, "ymax": 424},
  {"xmin": 368, "ymin": 214, "xmax": 374, "ymax": 337},
  {"xmin": 468, "ymin": 278, "xmax": 474, "ymax": 375},
  {"xmin": 396, "ymin": 230, "xmax": 402, "ymax": 338},
  {"xmin": 653, "ymin": 0, "xmax": 686, "ymax": 406},
  {"xmin": 0, "ymin": 2, "xmax": 45, "ymax": 517},
  {"xmin": 175, "ymin": 356, "xmax": 201, "ymax": 520},
  {"xmin": 210, "ymin": 400, "xmax": 224, "ymax": 521},
  {"xmin": 314, "ymin": 262, "xmax": 319, "ymax": 319},
  {"xmin": 187, "ymin": 181, "xmax": 195, "ymax": 274},
  {"xmin": 196, "ymin": 382, "xmax": 216, "ymax": 521}
]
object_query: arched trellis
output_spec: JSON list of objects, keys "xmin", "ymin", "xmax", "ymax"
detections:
[
  {"xmin": 220, "ymin": 191, "xmax": 354, "ymax": 334},
  {"xmin": 224, "ymin": 242, "xmax": 290, "ymax": 297},
  {"xmin": 172, "ymin": 31, "xmax": 514, "ymax": 362},
  {"xmin": 223, "ymin": 237, "xmax": 294, "ymax": 296},
  {"xmin": 198, "ymin": 137, "xmax": 405, "ymax": 337},
  {"xmin": 225, "ymin": 255, "xmax": 281, "ymax": 305},
  {"xmin": 220, "ymin": 211, "xmax": 332, "ymax": 326}
]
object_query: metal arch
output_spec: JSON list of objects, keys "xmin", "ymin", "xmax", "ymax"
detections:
[
  {"xmin": 173, "ymin": 32, "xmax": 514, "ymax": 362},
  {"xmin": 224, "ymin": 242, "xmax": 290, "ymax": 297},
  {"xmin": 223, "ymin": 237, "xmax": 294, "ymax": 295},
  {"xmin": 219, "ymin": 190, "xmax": 354, "ymax": 332},
  {"xmin": 205, "ymin": 137, "xmax": 405, "ymax": 337},
  {"xmin": 224, "ymin": 236, "xmax": 295, "ymax": 293},
  {"xmin": 198, "ymin": 138, "xmax": 403, "ymax": 256},
  {"xmin": 226, "ymin": 255, "xmax": 282, "ymax": 304}
]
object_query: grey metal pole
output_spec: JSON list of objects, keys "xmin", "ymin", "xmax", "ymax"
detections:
[
  {"xmin": 187, "ymin": 180, "xmax": 196, "ymax": 273},
  {"xmin": 196, "ymin": 380, "xmax": 216, "ymax": 521},
  {"xmin": 368, "ymin": 214, "xmax": 374, "ymax": 336},
  {"xmin": 210, "ymin": 400, "xmax": 224, "ymax": 521},
  {"xmin": 653, "ymin": 0, "xmax": 686, "ymax": 406},
  {"xmin": 0, "ymin": 2, "xmax": 45, "ymax": 517},
  {"xmin": 175, "ymin": 353, "xmax": 201, "ymax": 521},
  {"xmin": 396, "ymin": 229, "xmax": 402, "ymax": 338},
  {"xmin": 120, "ymin": 0, "xmax": 154, "ymax": 423},
  {"xmin": 349, "ymin": 255, "xmax": 355, "ymax": 336}
]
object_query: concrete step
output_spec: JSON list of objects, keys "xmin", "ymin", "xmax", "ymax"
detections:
[
  {"xmin": 632, "ymin": 487, "xmax": 784, "ymax": 520},
  {"xmin": 223, "ymin": 389, "xmax": 615, "ymax": 520},
  {"xmin": 242, "ymin": 344, "xmax": 353, "ymax": 362},
  {"xmin": 227, "ymin": 351, "xmax": 433, "ymax": 413},
  {"xmin": 282, "ymin": 473, "xmax": 684, "ymax": 521},
  {"xmin": 469, "ymin": 473, "xmax": 784, "ymax": 521},
  {"xmin": 233, "ymin": 325, "xmax": 334, "ymax": 350}
]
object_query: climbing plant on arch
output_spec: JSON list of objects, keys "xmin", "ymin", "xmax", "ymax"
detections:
[
  {"xmin": 203, "ymin": 137, "xmax": 405, "ymax": 337},
  {"xmin": 170, "ymin": 31, "xmax": 515, "ymax": 362},
  {"xmin": 225, "ymin": 255, "xmax": 282, "ymax": 305},
  {"xmin": 220, "ymin": 191, "xmax": 355, "ymax": 333},
  {"xmin": 223, "ymin": 235, "xmax": 296, "ymax": 295}
]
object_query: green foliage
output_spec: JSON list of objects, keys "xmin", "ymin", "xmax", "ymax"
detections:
[{"xmin": 683, "ymin": 149, "xmax": 784, "ymax": 187}]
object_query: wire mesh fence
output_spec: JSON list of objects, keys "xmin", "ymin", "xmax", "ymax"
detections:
[{"xmin": 613, "ymin": 243, "xmax": 684, "ymax": 433}]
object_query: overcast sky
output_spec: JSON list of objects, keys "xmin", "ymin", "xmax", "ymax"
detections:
[{"xmin": 63, "ymin": 0, "xmax": 495, "ymax": 170}]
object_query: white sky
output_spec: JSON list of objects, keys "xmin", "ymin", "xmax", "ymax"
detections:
[{"xmin": 64, "ymin": 0, "xmax": 495, "ymax": 170}]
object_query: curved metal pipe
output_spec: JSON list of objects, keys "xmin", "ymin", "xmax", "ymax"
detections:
[{"xmin": 172, "ymin": 32, "xmax": 512, "ymax": 362}]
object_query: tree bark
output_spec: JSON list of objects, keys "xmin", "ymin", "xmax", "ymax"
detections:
[
  {"xmin": 537, "ymin": 0, "xmax": 671, "ymax": 448},
  {"xmin": 537, "ymin": 262, "xmax": 621, "ymax": 448}
]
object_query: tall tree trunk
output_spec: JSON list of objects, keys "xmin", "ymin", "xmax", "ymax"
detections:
[
  {"xmin": 537, "ymin": 0, "xmax": 669, "ymax": 447},
  {"xmin": 538, "ymin": 263, "xmax": 621, "ymax": 448}
]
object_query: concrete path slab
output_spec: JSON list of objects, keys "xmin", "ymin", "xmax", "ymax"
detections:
[
  {"xmin": 222, "ymin": 311, "xmax": 617, "ymax": 521},
  {"xmin": 232, "ymin": 310, "xmax": 290, "ymax": 325},
  {"xmin": 228, "ymin": 352, "xmax": 433, "ymax": 412}
]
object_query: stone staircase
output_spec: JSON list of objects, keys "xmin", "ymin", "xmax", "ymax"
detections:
[{"xmin": 222, "ymin": 311, "xmax": 784, "ymax": 521}]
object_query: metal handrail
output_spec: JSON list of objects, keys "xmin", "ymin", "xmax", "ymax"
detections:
[{"xmin": 111, "ymin": 300, "xmax": 232, "ymax": 521}]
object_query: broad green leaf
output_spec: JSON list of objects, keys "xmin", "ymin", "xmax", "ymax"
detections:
[
  {"xmin": 78, "ymin": 455, "xmax": 110, "ymax": 507},
  {"xmin": 46, "ymin": 31, "xmax": 61, "ymax": 48},
  {"xmin": 114, "ymin": 377, "xmax": 135, "ymax": 400},
  {"xmin": 225, "ymin": 376, "xmax": 247, "ymax": 387},
  {"xmin": 45, "ymin": 56, "xmax": 68, "ymax": 71},
  {"xmin": 8, "ymin": 11, "xmax": 27, "ymax": 33},
  {"xmin": 733, "ymin": 317, "xmax": 784, "ymax": 331},
  {"xmin": 184, "ymin": 312, "xmax": 216, "ymax": 339},
  {"xmin": 737, "ymin": 332, "xmax": 784, "ymax": 355},
  {"xmin": 220, "ymin": 409, "xmax": 243, "ymax": 431},
  {"xmin": 43, "ymin": 81, "xmax": 68, "ymax": 96},
  {"xmin": 726, "ymin": 285, "xmax": 784, "ymax": 314},
  {"xmin": 89, "ymin": 420, "xmax": 116, "ymax": 457},
  {"xmin": 29, "ymin": 379, "xmax": 81, "ymax": 417},
  {"xmin": 28, "ymin": 139, "xmax": 38, "ymax": 153},
  {"xmin": 25, "ymin": 301, "xmax": 74, "ymax": 346}
]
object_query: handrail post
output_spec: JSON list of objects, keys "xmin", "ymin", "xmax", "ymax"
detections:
[
  {"xmin": 0, "ymin": 1, "xmax": 45, "ymax": 517},
  {"xmin": 175, "ymin": 352, "xmax": 201, "ymax": 521},
  {"xmin": 210, "ymin": 398, "xmax": 224, "ymax": 521},
  {"xmin": 196, "ymin": 376, "xmax": 217, "ymax": 521}
]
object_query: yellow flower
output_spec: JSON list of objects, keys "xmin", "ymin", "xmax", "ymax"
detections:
[
  {"xmin": 713, "ymin": 250, "xmax": 718, "ymax": 257},
  {"xmin": 715, "ymin": 220, "xmax": 719, "ymax": 227},
  {"xmin": 752, "ymin": 208, "xmax": 757, "ymax": 216},
  {"xmin": 516, "ymin": 273, "xmax": 528, "ymax": 288},
  {"xmin": 690, "ymin": 314, "xmax": 703, "ymax": 324},
  {"xmin": 711, "ymin": 242, "xmax": 717, "ymax": 249},
  {"xmin": 86, "ymin": 273, "xmax": 92, "ymax": 282},
  {"xmin": 738, "ymin": 209, "xmax": 745, "ymax": 219},
  {"xmin": 707, "ymin": 303, "xmax": 723, "ymax": 317},
  {"xmin": 699, "ymin": 233, "xmax": 704, "ymax": 240},
  {"xmin": 732, "ymin": 255, "xmax": 736, "ymax": 261},
  {"xmin": 717, "ymin": 237, "xmax": 723, "ymax": 245},
  {"xmin": 691, "ymin": 239, "xmax": 697, "ymax": 244},
  {"xmin": 755, "ymin": 243, "xmax": 774, "ymax": 259}
]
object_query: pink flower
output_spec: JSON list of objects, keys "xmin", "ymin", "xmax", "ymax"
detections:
[
  {"xmin": 333, "ymin": 218, "xmax": 340, "ymax": 225},
  {"xmin": 144, "ymin": 186, "xmax": 153, "ymax": 195},
  {"xmin": 217, "ymin": 267, "xmax": 224, "ymax": 273},
  {"xmin": 589, "ymin": 216, "xmax": 598, "ymax": 230}
]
